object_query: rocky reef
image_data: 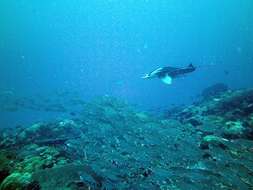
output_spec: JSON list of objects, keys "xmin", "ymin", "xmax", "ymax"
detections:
[{"xmin": 0, "ymin": 90, "xmax": 253, "ymax": 189}]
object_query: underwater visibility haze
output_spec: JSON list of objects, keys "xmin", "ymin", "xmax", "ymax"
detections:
[{"xmin": 1, "ymin": 0, "xmax": 253, "ymax": 189}]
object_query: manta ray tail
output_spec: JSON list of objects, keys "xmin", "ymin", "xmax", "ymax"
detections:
[{"xmin": 160, "ymin": 75, "xmax": 172, "ymax": 85}]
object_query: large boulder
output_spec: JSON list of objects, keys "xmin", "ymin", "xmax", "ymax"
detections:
[
  {"xmin": 16, "ymin": 120, "xmax": 82, "ymax": 145},
  {"xmin": 0, "ymin": 172, "xmax": 34, "ymax": 190}
]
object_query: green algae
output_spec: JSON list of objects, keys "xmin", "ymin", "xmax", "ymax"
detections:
[
  {"xmin": 0, "ymin": 172, "xmax": 32, "ymax": 190},
  {"xmin": 203, "ymin": 135, "xmax": 228, "ymax": 143},
  {"xmin": 224, "ymin": 121, "xmax": 245, "ymax": 137}
]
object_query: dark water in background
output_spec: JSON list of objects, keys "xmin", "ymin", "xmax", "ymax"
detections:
[{"xmin": 1, "ymin": 0, "xmax": 253, "ymax": 127}]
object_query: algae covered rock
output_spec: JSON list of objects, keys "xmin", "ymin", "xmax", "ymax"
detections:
[
  {"xmin": 0, "ymin": 172, "xmax": 32, "ymax": 190},
  {"xmin": 15, "ymin": 146, "xmax": 64, "ymax": 173},
  {"xmin": 17, "ymin": 122, "xmax": 50, "ymax": 143},
  {"xmin": 32, "ymin": 164, "xmax": 104, "ymax": 190},
  {"xmin": 200, "ymin": 135, "xmax": 229, "ymax": 149},
  {"xmin": 201, "ymin": 83, "xmax": 229, "ymax": 99},
  {"xmin": 15, "ymin": 156, "xmax": 47, "ymax": 173},
  {"xmin": 16, "ymin": 120, "xmax": 81, "ymax": 145},
  {"xmin": 81, "ymin": 95, "xmax": 134, "ymax": 125},
  {"xmin": 223, "ymin": 121, "xmax": 245, "ymax": 138},
  {"xmin": 0, "ymin": 151, "xmax": 16, "ymax": 184}
]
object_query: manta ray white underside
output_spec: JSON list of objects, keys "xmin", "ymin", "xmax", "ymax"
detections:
[
  {"xmin": 160, "ymin": 75, "xmax": 172, "ymax": 85},
  {"xmin": 141, "ymin": 73, "xmax": 173, "ymax": 85}
]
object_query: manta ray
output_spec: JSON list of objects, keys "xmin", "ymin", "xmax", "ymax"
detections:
[{"xmin": 142, "ymin": 64, "xmax": 196, "ymax": 84}]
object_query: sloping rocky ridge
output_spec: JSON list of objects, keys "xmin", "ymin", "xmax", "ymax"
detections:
[{"xmin": 0, "ymin": 90, "xmax": 253, "ymax": 190}]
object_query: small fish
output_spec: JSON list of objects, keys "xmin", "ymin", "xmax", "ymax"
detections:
[
  {"xmin": 69, "ymin": 112, "xmax": 76, "ymax": 116},
  {"xmin": 224, "ymin": 70, "xmax": 229, "ymax": 75}
]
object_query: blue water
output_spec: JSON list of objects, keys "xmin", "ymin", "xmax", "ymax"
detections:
[{"xmin": 1, "ymin": 0, "xmax": 253, "ymax": 127}]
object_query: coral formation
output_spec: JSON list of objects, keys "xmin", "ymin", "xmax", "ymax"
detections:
[{"xmin": 0, "ymin": 89, "xmax": 253, "ymax": 189}]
